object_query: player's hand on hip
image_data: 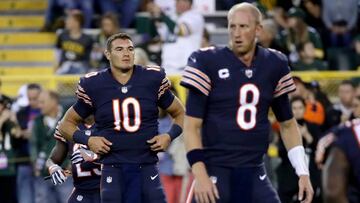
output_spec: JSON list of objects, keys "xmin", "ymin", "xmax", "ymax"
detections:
[
  {"xmin": 147, "ymin": 134, "xmax": 171, "ymax": 151},
  {"xmin": 48, "ymin": 164, "xmax": 67, "ymax": 185},
  {"xmin": 88, "ymin": 136, "xmax": 112, "ymax": 155},
  {"xmin": 194, "ymin": 174, "xmax": 219, "ymax": 203},
  {"xmin": 298, "ymin": 175, "xmax": 314, "ymax": 203}
]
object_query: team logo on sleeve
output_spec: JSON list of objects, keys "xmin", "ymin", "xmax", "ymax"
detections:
[
  {"xmin": 245, "ymin": 69, "xmax": 253, "ymax": 78},
  {"xmin": 218, "ymin": 68, "xmax": 230, "ymax": 79}
]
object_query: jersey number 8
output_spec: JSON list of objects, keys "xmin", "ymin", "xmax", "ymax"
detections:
[{"xmin": 237, "ymin": 84, "xmax": 260, "ymax": 130}]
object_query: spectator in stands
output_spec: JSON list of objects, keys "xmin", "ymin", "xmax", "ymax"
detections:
[
  {"xmin": 148, "ymin": 0, "xmax": 204, "ymax": 75},
  {"xmin": 15, "ymin": 84, "xmax": 42, "ymax": 203},
  {"xmin": 322, "ymin": 0, "xmax": 358, "ymax": 47},
  {"xmin": 291, "ymin": 76, "xmax": 325, "ymax": 126},
  {"xmin": 308, "ymin": 81, "xmax": 342, "ymax": 131},
  {"xmin": 41, "ymin": 0, "xmax": 94, "ymax": 32},
  {"xmin": 257, "ymin": 18, "xmax": 284, "ymax": 51},
  {"xmin": 31, "ymin": 90, "xmax": 72, "ymax": 203},
  {"xmin": 201, "ymin": 28, "xmax": 211, "ymax": 48},
  {"xmin": 279, "ymin": 7, "xmax": 324, "ymax": 63},
  {"xmin": 300, "ymin": 0, "xmax": 324, "ymax": 36},
  {"xmin": 0, "ymin": 97, "xmax": 20, "ymax": 203},
  {"xmin": 92, "ymin": 12, "xmax": 120, "ymax": 70},
  {"xmin": 349, "ymin": 34, "xmax": 360, "ymax": 70},
  {"xmin": 0, "ymin": 80, "xmax": 16, "ymax": 138},
  {"xmin": 134, "ymin": 47, "xmax": 157, "ymax": 66},
  {"xmin": 0, "ymin": 80, "xmax": 13, "ymax": 109},
  {"xmin": 291, "ymin": 41, "xmax": 327, "ymax": 71},
  {"xmin": 333, "ymin": 80, "xmax": 356, "ymax": 123},
  {"xmin": 11, "ymin": 85, "xmax": 29, "ymax": 113},
  {"xmin": 95, "ymin": 0, "xmax": 141, "ymax": 28},
  {"xmin": 276, "ymin": 96, "xmax": 322, "ymax": 203},
  {"xmin": 55, "ymin": 10, "xmax": 94, "ymax": 75}
]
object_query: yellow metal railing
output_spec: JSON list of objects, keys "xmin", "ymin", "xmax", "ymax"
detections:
[{"xmin": 1, "ymin": 71, "xmax": 360, "ymax": 102}]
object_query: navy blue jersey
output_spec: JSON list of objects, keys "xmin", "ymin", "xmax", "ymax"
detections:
[
  {"xmin": 334, "ymin": 119, "xmax": 360, "ymax": 189},
  {"xmin": 73, "ymin": 66, "xmax": 174, "ymax": 165},
  {"xmin": 54, "ymin": 125, "xmax": 101, "ymax": 190},
  {"xmin": 181, "ymin": 46, "xmax": 295, "ymax": 167}
]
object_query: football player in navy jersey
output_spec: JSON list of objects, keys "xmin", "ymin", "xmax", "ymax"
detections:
[
  {"xmin": 58, "ymin": 33, "xmax": 185, "ymax": 203},
  {"xmin": 181, "ymin": 3, "xmax": 313, "ymax": 203},
  {"xmin": 323, "ymin": 119, "xmax": 360, "ymax": 203},
  {"xmin": 46, "ymin": 120, "xmax": 101, "ymax": 203}
]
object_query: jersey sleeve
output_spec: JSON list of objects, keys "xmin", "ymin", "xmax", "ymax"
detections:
[
  {"xmin": 185, "ymin": 88, "xmax": 208, "ymax": 118},
  {"xmin": 180, "ymin": 51, "xmax": 212, "ymax": 96},
  {"xmin": 271, "ymin": 94, "xmax": 293, "ymax": 122},
  {"xmin": 158, "ymin": 69, "xmax": 175, "ymax": 109},
  {"xmin": 73, "ymin": 77, "xmax": 94, "ymax": 119},
  {"xmin": 273, "ymin": 54, "xmax": 296, "ymax": 98}
]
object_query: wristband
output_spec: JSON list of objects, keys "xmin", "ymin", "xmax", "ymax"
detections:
[
  {"xmin": 186, "ymin": 149, "xmax": 205, "ymax": 167},
  {"xmin": 167, "ymin": 124, "xmax": 182, "ymax": 140},
  {"xmin": 288, "ymin": 146, "xmax": 309, "ymax": 176},
  {"xmin": 73, "ymin": 130, "xmax": 90, "ymax": 145}
]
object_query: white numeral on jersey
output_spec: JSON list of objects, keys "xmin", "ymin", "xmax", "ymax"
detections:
[
  {"xmin": 73, "ymin": 144, "xmax": 101, "ymax": 177},
  {"xmin": 75, "ymin": 163, "xmax": 101, "ymax": 177},
  {"xmin": 237, "ymin": 84, "xmax": 260, "ymax": 130},
  {"xmin": 112, "ymin": 98, "xmax": 141, "ymax": 132}
]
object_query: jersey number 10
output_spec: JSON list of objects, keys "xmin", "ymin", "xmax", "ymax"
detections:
[{"xmin": 112, "ymin": 98, "xmax": 141, "ymax": 132}]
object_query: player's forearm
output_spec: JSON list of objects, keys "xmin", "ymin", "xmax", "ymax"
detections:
[
  {"xmin": 58, "ymin": 118, "xmax": 79, "ymax": 141},
  {"xmin": 184, "ymin": 116, "xmax": 209, "ymax": 178},
  {"xmin": 280, "ymin": 118, "xmax": 310, "ymax": 176},
  {"xmin": 191, "ymin": 162, "xmax": 209, "ymax": 178},
  {"xmin": 46, "ymin": 158, "xmax": 56, "ymax": 170},
  {"xmin": 279, "ymin": 118, "xmax": 303, "ymax": 150},
  {"xmin": 184, "ymin": 116, "xmax": 203, "ymax": 151},
  {"xmin": 168, "ymin": 97, "xmax": 185, "ymax": 129},
  {"xmin": 58, "ymin": 107, "xmax": 83, "ymax": 142},
  {"xmin": 46, "ymin": 141, "xmax": 67, "ymax": 167}
]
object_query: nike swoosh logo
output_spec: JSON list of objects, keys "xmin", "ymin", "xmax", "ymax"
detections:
[
  {"xmin": 150, "ymin": 174, "xmax": 159, "ymax": 180},
  {"xmin": 189, "ymin": 57, "xmax": 196, "ymax": 63},
  {"xmin": 259, "ymin": 174, "xmax": 266, "ymax": 180}
]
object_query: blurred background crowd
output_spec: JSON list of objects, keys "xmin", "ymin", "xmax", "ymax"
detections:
[{"xmin": 0, "ymin": 0, "xmax": 360, "ymax": 203}]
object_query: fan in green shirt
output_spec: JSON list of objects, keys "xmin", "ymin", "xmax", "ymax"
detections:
[{"xmin": 291, "ymin": 41, "xmax": 328, "ymax": 71}]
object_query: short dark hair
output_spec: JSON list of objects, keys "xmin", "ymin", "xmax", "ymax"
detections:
[
  {"xmin": 340, "ymin": 80, "xmax": 355, "ymax": 88},
  {"xmin": 69, "ymin": 10, "xmax": 85, "ymax": 28},
  {"xmin": 27, "ymin": 83, "xmax": 41, "ymax": 91},
  {"xmin": 102, "ymin": 12, "xmax": 120, "ymax": 29},
  {"xmin": 106, "ymin": 32, "xmax": 132, "ymax": 51}
]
